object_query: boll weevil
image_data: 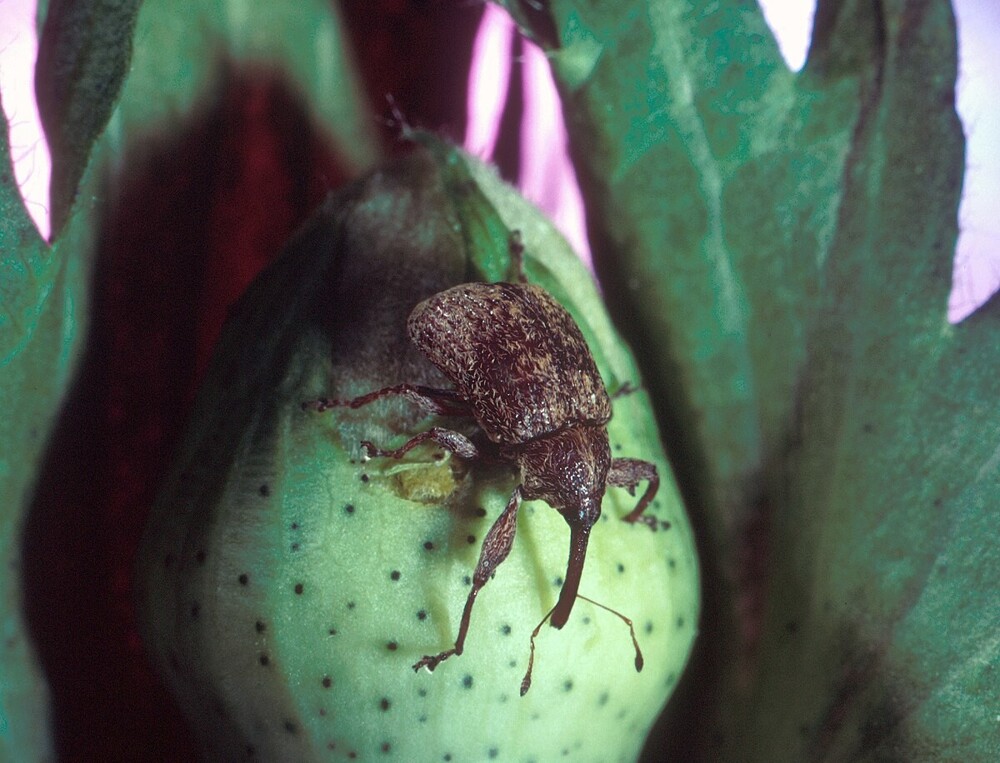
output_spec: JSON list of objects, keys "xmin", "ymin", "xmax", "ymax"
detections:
[{"xmin": 306, "ymin": 234, "xmax": 661, "ymax": 693}]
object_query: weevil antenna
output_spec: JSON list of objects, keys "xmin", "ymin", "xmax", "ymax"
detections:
[
  {"xmin": 519, "ymin": 594, "xmax": 643, "ymax": 696},
  {"xmin": 576, "ymin": 594, "xmax": 644, "ymax": 673},
  {"xmin": 520, "ymin": 604, "xmax": 557, "ymax": 696}
]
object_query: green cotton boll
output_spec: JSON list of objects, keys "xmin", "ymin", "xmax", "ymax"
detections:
[{"xmin": 136, "ymin": 139, "xmax": 698, "ymax": 762}]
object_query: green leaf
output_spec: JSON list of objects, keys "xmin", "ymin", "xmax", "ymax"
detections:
[
  {"xmin": 0, "ymin": 95, "xmax": 77, "ymax": 763},
  {"xmin": 502, "ymin": 0, "xmax": 997, "ymax": 758},
  {"xmin": 36, "ymin": 0, "xmax": 378, "ymax": 239},
  {"xmin": 35, "ymin": 0, "xmax": 142, "ymax": 237}
]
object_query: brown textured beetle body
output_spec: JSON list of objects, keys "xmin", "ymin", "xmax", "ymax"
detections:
[
  {"xmin": 307, "ymin": 256, "xmax": 659, "ymax": 692},
  {"xmin": 408, "ymin": 283, "xmax": 612, "ymax": 444}
]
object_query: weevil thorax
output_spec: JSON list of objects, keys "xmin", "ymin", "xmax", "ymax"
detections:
[{"xmin": 515, "ymin": 425, "xmax": 611, "ymax": 528}]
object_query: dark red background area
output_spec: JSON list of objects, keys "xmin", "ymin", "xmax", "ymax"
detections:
[{"xmin": 22, "ymin": 3, "xmax": 488, "ymax": 760}]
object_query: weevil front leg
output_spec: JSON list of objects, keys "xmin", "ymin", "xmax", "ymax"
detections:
[
  {"xmin": 607, "ymin": 458, "xmax": 661, "ymax": 530},
  {"xmin": 303, "ymin": 383, "xmax": 472, "ymax": 418},
  {"xmin": 414, "ymin": 486, "xmax": 523, "ymax": 673},
  {"xmin": 361, "ymin": 427, "xmax": 480, "ymax": 461}
]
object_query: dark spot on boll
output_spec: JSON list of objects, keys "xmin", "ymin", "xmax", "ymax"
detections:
[
  {"xmin": 598, "ymin": 691, "xmax": 609, "ymax": 706},
  {"xmin": 423, "ymin": 541, "xmax": 435, "ymax": 551},
  {"xmin": 488, "ymin": 748, "xmax": 499, "ymax": 759},
  {"xmin": 294, "ymin": 583, "xmax": 304, "ymax": 595},
  {"xmin": 259, "ymin": 654, "xmax": 270, "ymax": 666},
  {"xmin": 380, "ymin": 697, "xmax": 391, "ymax": 711},
  {"xmin": 238, "ymin": 573, "xmax": 249, "ymax": 586},
  {"xmin": 258, "ymin": 484, "xmax": 270, "ymax": 497},
  {"xmin": 617, "ymin": 563, "xmax": 625, "ymax": 573},
  {"xmin": 284, "ymin": 720, "xmax": 298, "ymax": 734},
  {"xmin": 381, "ymin": 742, "xmax": 392, "ymax": 753},
  {"xmin": 347, "ymin": 601, "xmax": 356, "ymax": 610},
  {"xmin": 322, "ymin": 676, "xmax": 332, "ymax": 689},
  {"xmin": 328, "ymin": 627, "xmax": 338, "ymax": 635},
  {"xmin": 563, "ymin": 679, "xmax": 573, "ymax": 692},
  {"xmin": 291, "ymin": 542, "xmax": 300, "ymax": 552},
  {"xmin": 319, "ymin": 707, "xmax": 327, "ymax": 717},
  {"xmin": 553, "ymin": 576, "xmax": 564, "ymax": 587},
  {"xmin": 417, "ymin": 609, "xmax": 427, "ymax": 621},
  {"xmin": 645, "ymin": 621, "xmax": 654, "ymax": 634},
  {"xmin": 500, "ymin": 624, "xmax": 511, "ymax": 636},
  {"xmin": 466, "ymin": 534, "xmax": 476, "ymax": 544},
  {"xmin": 290, "ymin": 522, "xmax": 299, "ymax": 530},
  {"xmin": 463, "ymin": 575, "xmax": 472, "ymax": 586},
  {"xmin": 676, "ymin": 616, "xmax": 685, "ymax": 629},
  {"xmin": 345, "ymin": 504, "xmax": 355, "ymax": 515},
  {"xmin": 662, "ymin": 519, "xmax": 672, "ymax": 529},
  {"xmin": 390, "ymin": 570, "xmax": 401, "ymax": 581},
  {"xmin": 387, "ymin": 641, "xmax": 398, "ymax": 651},
  {"xmin": 255, "ymin": 620, "xmax": 266, "ymax": 633},
  {"xmin": 418, "ymin": 688, "xmax": 427, "ymax": 698},
  {"xmin": 360, "ymin": 473, "xmax": 370, "ymax": 483},
  {"xmin": 668, "ymin": 558, "xmax": 677, "ymax": 569},
  {"xmin": 462, "ymin": 674, "xmax": 473, "ymax": 689}
]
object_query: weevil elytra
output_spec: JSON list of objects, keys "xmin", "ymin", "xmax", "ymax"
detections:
[{"xmin": 306, "ymin": 234, "xmax": 660, "ymax": 691}]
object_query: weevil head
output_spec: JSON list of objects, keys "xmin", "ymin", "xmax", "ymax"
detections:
[{"xmin": 514, "ymin": 425, "xmax": 611, "ymax": 628}]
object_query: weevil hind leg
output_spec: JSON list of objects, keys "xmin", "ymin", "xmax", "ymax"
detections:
[
  {"xmin": 303, "ymin": 383, "xmax": 472, "ymax": 418},
  {"xmin": 607, "ymin": 458, "xmax": 661, "ymax": 530},
  {"xmin": 508, "ymin": 230, "xmax": 528, "ymax": 283},
  {"xmin": 414, "ymin": 486, "xmax": 523, "ymax": 673}
]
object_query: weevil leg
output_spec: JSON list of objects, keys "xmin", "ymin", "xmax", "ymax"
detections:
[
  {"xmin": 303, "ymin": 383, "xmax": 472, "ymax": 418},
  {"xmin": 508, "ymin": 230, "xmax": 528, "ymax": 283},
  {"xmin": 610, "ymin": 381, "xmax": 643, "ymax": 399},
  {"xmin": 362, "ymin": 427, "xmax": 480, "ymax": 461},
  {"xmin": 607, "ymin": 458, "xmax": 661, "ymax": 530},
  {"xmin": 414, "ymin": 486, "xmax": 523, "ymax": 673}
]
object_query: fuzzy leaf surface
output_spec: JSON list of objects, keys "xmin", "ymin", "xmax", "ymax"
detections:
[{"xmin": 501, "ymin": 0, "xmax": 997, "ymax": 758}]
